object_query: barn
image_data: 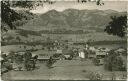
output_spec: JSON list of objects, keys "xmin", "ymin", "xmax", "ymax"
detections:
[
  {"xmin": 37, "ymin": 55, "xmax": 51, "ymax": 62},
  {"xmin": 96, "ymin": 51, "xmax": 106, "ymax": 59},
  {"xmin": 31, "ymin": 50, "xmax": 55, "ymax": 62}
]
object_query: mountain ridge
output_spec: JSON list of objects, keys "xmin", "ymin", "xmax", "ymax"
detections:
[{"xmin": 20, "ymin": 9, "xmax": 126, "ymax": 31}]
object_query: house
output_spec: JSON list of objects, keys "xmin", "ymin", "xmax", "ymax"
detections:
[
  {"xmin": 52, "ymin": 49, "xmax": 70, "ymax": 60},
  {"xmin": 78, "ymin": 51, "xmax": 85, "ymax": 58},
  {"xmin": 88, "ymin": 54, "xmax": 96, "ymax": 58},
  {"xmin": 32, "ymin": 53, "xmax": 51, "ymax": 62},
  {"xmin": 64, "ymin": 55, "xmax": 70, "ymax": 59},
  {"xmin": 87, "ymin": 50, "xmax": 96, "ymax": 59},
  {"xmin": 93, "ymin": 51, "xmax": 107, "ymax": 65},
  {"xmin": 99, "ymin": 47, "xmax": 110, "ymax": 52},
  {"xmin": 31, "ymin": 50, "xmax": 58, "ymax": 62},
  {"xmin": 62, "ymin": 49, "xmax": 72, "ymax": 59},
  {"xmin": 85, "ymin": 44, "xmax": 89, "ymax": 50},
  {"xmin": 56, "ymin": 49, "xmax": 63, "ymax": 54},
  {"xmin": 37, "ymin": 55, "xmax": 51, "ymax": 62},
  {"xmin": 59, "ymin": 55, "xmax": 66, "ymax": 60},
  {"xmin": 17, "ymin": 51, "xmax": 26, "ymax": 55},
  {"xmin": 96, "ymin": 51, "xmax": 106, "ymax": 58},
  {"xmin": 89, "ymin": 46, "xmax": 96, "ymax": 51}
]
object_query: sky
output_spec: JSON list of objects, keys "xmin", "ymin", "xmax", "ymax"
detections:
[{"xmin": 30, "ymin": 1, "xmax": 127, "ymax": 14}]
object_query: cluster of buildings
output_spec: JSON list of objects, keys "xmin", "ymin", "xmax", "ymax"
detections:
[
  {"xmin": 29, "ymin": 43, "xmax": 112, "ymax": 65},
  {"xmin": 1, "ymin": 39, "xmax": 127, "ymax": 74}
]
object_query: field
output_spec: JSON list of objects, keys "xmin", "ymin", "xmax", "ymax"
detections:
[
  {"xmin": 2, "ymin": 30, "xmax": 126, "ymax": 45},
  {"xmin": 2, "ymin": 60, "xmax": 126, "ymax": 81}
]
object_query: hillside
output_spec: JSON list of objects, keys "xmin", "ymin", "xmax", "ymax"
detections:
[{"xmin": 20, "ymin": 9, "xmax": 126, "ymax": 31}]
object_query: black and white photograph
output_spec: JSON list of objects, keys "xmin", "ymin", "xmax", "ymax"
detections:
[{"xmin": 1, "ymin": 0, "xmax": 127, "ymax": 81}]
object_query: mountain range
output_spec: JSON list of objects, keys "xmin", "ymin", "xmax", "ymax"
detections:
[{"xmin": 21, "ymin": 9, "xmax": 126, "ymax": 31}]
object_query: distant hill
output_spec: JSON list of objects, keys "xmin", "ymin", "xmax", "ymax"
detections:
[{"xmin": 20, "ymin": 9, "xmax": 126, "ymax": 31}]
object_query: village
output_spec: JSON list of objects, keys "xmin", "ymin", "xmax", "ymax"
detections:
[
  {"xmin": 1, "ymin": 1, "xmax": 127, "ymax": 81},
  {"xmin": 1, "ymin": 39, "xmax": 127, "ymax": 80}
]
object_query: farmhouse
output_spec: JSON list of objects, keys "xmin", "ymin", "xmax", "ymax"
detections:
[
  {"xmin": 96, "ymin": 51, "xmax": 106, "ymax": 58},
  {"xmin": 38, "ymin": 55, "xmax": 51, "ymax": 62},
  {"xmin": 62, "ymin": 49, "xmax": 72, "ymax": 59},
  {"xmin": 94, "ymin": 51, "xmax": 107, "ymax": 65},
  {"xmin": 89, "ymin": 46, "xmax": 96, "ymax": 51},
  {"xmin": 88, "ymin": 51, "xmax": 96, "ymax": 58},
  {"xmin": 88, "ymin": 54, "xmax": 95, "ymax": 58},
  {"xmin": 56, "ymin": 49, "xmax": 63, "ymax": 54},
  {"xmin": 78, "ymin": 51, "xmax": 85, "ymax": 58},
  {"xmin": 18, "ymin": 51, "xmax": 26, "ymax": 55},
  {"xmin": 32, "ymin": 53, "xmax": 51, "ymax": 62},
  {"xmin": 31, "ymin": 50, "xmax": 55, "ymax": 62}
]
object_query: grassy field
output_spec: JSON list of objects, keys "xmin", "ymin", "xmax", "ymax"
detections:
[
  {"xmin": 2, "ymin": 60, "xmax": 126, "ymax": 81},
  {"xmin": 2, "ymin": 30, "xmax": 126, "ymax": 44}
]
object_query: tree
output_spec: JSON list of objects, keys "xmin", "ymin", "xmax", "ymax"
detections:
[
  {"xmin": 104, "ymin": 50, "xmax": 126, "ymax": 71},
  {"xmin": 5, "ymin": 35, "xmax": 14, "ymax": 42},
  {"xmin": 16, "ymin": 36, "xmax": 21, "ymax": 42},
  {"xmin": 23, "ymin": 51, "xmax": 33, "ymax": 70},
  {"xmin": 1, "ymin": 0, "xmax": 54, "ymax": 31},
  {"xmin": 78, "ymin": 0, "xmax": 104, "ymax": 5},
  {"xmin": 87, "ymin": 71, "xmax": 103, "ymax": 80},
  {"xmin": 1, "ymin": 1, "xmax": 22, "ymax": 30},
  {"xmin": 104, "ymin": 15, "xmax": 127, "ymax": 37},
  {"xmin": 47, "ymin": 56, "xmax": 56, "ymax": 69}
]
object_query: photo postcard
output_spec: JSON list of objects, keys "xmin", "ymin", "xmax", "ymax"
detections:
[{"xmin": 1, "ymin": 0, "xmax": 127, "ymax": 81}]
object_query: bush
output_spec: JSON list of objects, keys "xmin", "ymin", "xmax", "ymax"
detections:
[
  {"xmin": 3, "ymin": 62, "xmax": 13, "ymax": 70},
  {"xmin": 82, "ymin": 70, "xmax": 87, "ymax": 73},
  {"xmin": 87, "ymin": 71, "xmax": 103, "ymax": 80},
  {"xmin": 104, "ymin": 50, "xmax": 126, "ymax": 71}
]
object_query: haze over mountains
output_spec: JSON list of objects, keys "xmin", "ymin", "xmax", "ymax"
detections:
[{"xmin": 21, "ymin": 9, "xmax": 126, "ymax": 31}]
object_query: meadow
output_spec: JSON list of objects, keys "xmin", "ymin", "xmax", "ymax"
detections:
[{"xmin": 2, "ymin": 60, "xmax": 126, "ymax": 81}]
